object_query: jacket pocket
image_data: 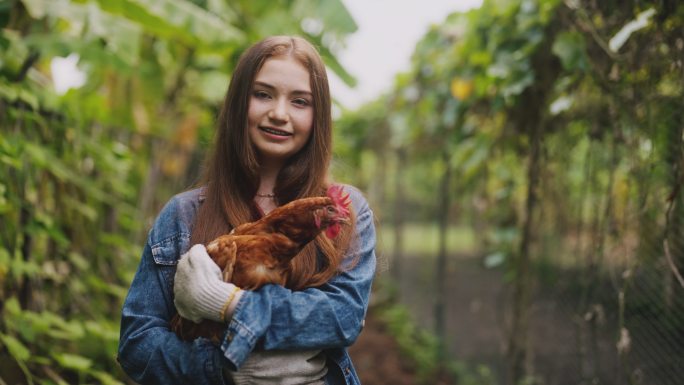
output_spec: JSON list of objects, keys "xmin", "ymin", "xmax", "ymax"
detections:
[
  {"xmin": 151, "ymin": 232, "xmax": 189, "ymax": 266},
  {"xmin": 150, "ymin": 232, "xmax": 190, "ymax": 293}
]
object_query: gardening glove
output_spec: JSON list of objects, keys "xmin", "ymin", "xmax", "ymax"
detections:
[{"xmin": 173, "ymin": 244, "xmax": 243, "ymax": 323}]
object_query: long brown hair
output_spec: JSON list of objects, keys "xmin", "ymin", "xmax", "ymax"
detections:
[{"xmin": 191, "ymin": 36, "xmax": 353, "ymax": 290}]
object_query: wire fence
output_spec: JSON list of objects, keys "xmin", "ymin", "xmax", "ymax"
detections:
[
  {"xmin": 370, "ymin": 54, "xmax": 684, "ymax": 383},
  {"xmin": 392, "ymin": 243, "xmax": 683, "ymax": 385},
  {"xmin": 388, "ymin": 160, "xmax": 684, "ymax": 385}
]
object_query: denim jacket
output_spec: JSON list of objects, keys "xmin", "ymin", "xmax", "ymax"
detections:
[{"xmin": 118, "ymin": 185, "xmax": 376, "ymax": 385}]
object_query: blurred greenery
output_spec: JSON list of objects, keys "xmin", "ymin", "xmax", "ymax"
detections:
[
  {"xmin": 378, "ymin": 223, "xmax": 476, "ymax": 257},
  {"xmin": 334, "ymin": 0, "xmax": 683, "ymax": 383},
  {"xmin": 373, "ymin": 294, "xmax": 497, "ymax": 385},
  {"xmin": 0, "ymin": 0, "xmax": 357, "ymax": 383},
  {"xmin": 2, "ymin": 0, "xmax": 683, "ymax": 384}
]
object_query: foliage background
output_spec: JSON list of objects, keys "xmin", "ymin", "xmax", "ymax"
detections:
[{"xmin": 1, "ymin": 0, "xmax": 683, "ymax": 384}]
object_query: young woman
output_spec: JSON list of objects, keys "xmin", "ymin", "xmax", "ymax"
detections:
[{"xmin": 117, "ymin": 36, "xmax": 377, "ymax": 385}]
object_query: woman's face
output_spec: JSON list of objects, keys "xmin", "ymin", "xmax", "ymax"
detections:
[{"xmin": 248, "ymin": 55, "xmax": 314, "ymax": 169}]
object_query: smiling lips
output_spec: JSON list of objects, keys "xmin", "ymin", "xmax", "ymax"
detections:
[{"xmin": 259, "ymin": 126, "xmax": 292, "ymax": 137}]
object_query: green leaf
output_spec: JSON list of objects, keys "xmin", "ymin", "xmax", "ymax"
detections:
[
  {"xmin": 0, "ymin": 29, "xmax": 31, "ymax": 75},
  {"xmin": 84, "ymin": 321, "xmax": 120, "ymax": 342},
  {"xmin": 322, "ymin": 50, "xmax": 357, "ymax": 87},
  {"xmin": 501, "ymin": 71, "xmax": 534, "ymax": 101},
  {"xmin": 88, "ymin": 275, "xmax": 129, "ymax": 299},
  {"xmin": 0, "ymin": 246, "xmax": 10, "ymax": 277},
  {"xmin": 31, "ymin": 210, "xmax": 70, "ymax": 247},
  {"xmin": 3, "ymin": 297, "xmax": 21, "ymax": 316},
  {"xmin": 89, "ymin": 370, "xmax": 125, "ymax": 385},
  {"xmin": 63, "ymin": 195, "xmax": 98, "ymax": 221},
  {"xmin": 22, "ymin": 0, "xmax": 86, "ymax": 34},
  {"xmin": 68, "ymin": 251, "xmax": 91, "ymax": 271},
  {"xmin": 18, "ymin": 87, "xmax": 40, "ymax": 110},
  {"xmin": 94, "ymin": 0, "xmax": 244, "ymax": 49},
  {"xmin": 52, "ymin": 353, "xmax": 93, "ymax": 372},
  {"xmin": 552, "ymin": 31, "xmax": 587, "ymax": 71},
  {"xmin": 206, "ymin": 0, "xmax": 238, "ymax": 22},
  {"xmin": 85, "ymin": 3, "xmax": 142, "ymax": 66},
  {"xmin": 18, "ymin": 312, "xmax": 48, "ymax": 342},
  {"xmin": 0, "ymin": 82, "xmax": 19, "ymax": 101},
  {"xmin": 197, "ymin": 70, "xmax": 229, "ymax": 102},
  {"xmin": 299, "ymin": 0, "xmax": 357, "ymax": 34},
  {"xmin": 0, "ymin": 135, "xmax": 22, "ymax": 169},
  {"xmin": 20, "ymin": 0, "xmax": 51, "ymax": 19},
  {"xmin": 10, "ymin": 250, "xmax": 41, "ymax": 280},
  {"xmin": 42, "ymin": 313, "xmax": 86, "ymax": 340},
  {"xmin": 23, "ymin": 143, "xmax": 117, "ymax": 204},
  {"xmin": 0, "ymin": 333, "xmax": 31, "ymax": 362}
]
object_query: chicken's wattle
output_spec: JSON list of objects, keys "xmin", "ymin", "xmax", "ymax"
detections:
[{"xmin": 325, "ymin": 223, "xmax": 341, "ymax": 238}]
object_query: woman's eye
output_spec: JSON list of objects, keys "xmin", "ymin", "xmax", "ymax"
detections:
[
  {"xmin": 292, "ymin": 98, "xmax": 310, "ymax": 107},
  {"xmin": 254, "ymin": 91, "xmax": 270, "ymax": 99}
]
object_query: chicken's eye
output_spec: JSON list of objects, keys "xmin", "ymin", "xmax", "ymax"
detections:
[{"xmin": 327, "ymin": 206, "xmax": 337, "ymax": 214}]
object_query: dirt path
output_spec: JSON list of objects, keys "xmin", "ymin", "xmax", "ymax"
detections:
[
  {"xmin": 395, "ymin": 255, "xmax": 507, "ymax": 376},
  {"xmin": 348, "ymin": 314, "xmax": 418, "ymax": 385}
]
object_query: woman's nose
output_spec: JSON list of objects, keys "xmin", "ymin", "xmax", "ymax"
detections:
[{"xmin": 268, "ymin": 99, "xmax": 289, "ymax": 123}]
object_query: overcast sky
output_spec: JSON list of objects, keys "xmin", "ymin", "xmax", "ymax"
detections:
[{"xmin": 330, "ymin": 0, "xmax": 483, "ymax": 110}]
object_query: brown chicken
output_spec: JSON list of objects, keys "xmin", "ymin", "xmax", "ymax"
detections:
[{"xmin": 171, "ymin": 185, "xmax": 351, "ymax": 342}]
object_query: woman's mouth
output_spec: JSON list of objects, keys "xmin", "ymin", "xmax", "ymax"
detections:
[{"xmin": 259, "ymin": 126, "xmax": 292, "ymax": 137}]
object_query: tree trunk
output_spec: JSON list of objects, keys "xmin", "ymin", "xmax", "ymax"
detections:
[
  {"xmin": 663, "ymin": 101, "xmax": 684, "ymax": 309},
  {"xmin": 507, "ymin": 117, "xmax": 543, "ymax": 384},
  {"xmin": 18, "ymin": 204, "xmax": 33, "ymax": 310},
  {"xmin": 434, "ymin": 147, "xmax": 452, "ymax": 362},
  {"xmin": 367, "ymin": 152, "xmax": 387, "ymax": 229},
  {"xmin": 392, "ymin": 147, "xmax": 407, "ymax": 280},
  {"xmin": 505, "ymin": 12, "xmax": 562, "ymax": 383}
]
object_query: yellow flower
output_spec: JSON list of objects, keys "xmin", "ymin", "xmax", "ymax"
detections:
[{"xmin": 450, "ymin": 78, "xmax": 474, "ymax": 101}]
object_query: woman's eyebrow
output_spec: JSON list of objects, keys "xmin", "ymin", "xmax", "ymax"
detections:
[
  {"xmin": 253, "ymin": 81, "xmax": 312, "ymax": 96},
  {"xmin": 253, "ymin": 81, "xmax": 275, "ymax": 90}
]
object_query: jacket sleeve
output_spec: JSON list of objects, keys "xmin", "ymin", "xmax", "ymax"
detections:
[
  {"xmin": 117, "ymin": 198, "xmax": 228, "ymax": 384},
  {"xmin": 220, "ymin": 190, "xmax": 377, "ymax": 370}
]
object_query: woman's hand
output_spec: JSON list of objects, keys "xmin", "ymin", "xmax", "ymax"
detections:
[{"xmin": 173, "ymin": 244, "xmax": 242, "ymax": 323}]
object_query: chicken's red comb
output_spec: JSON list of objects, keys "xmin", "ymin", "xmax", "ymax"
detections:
[{"xmin": 327, "ymin": 185, "xmax": 351, "ymax": 217}]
